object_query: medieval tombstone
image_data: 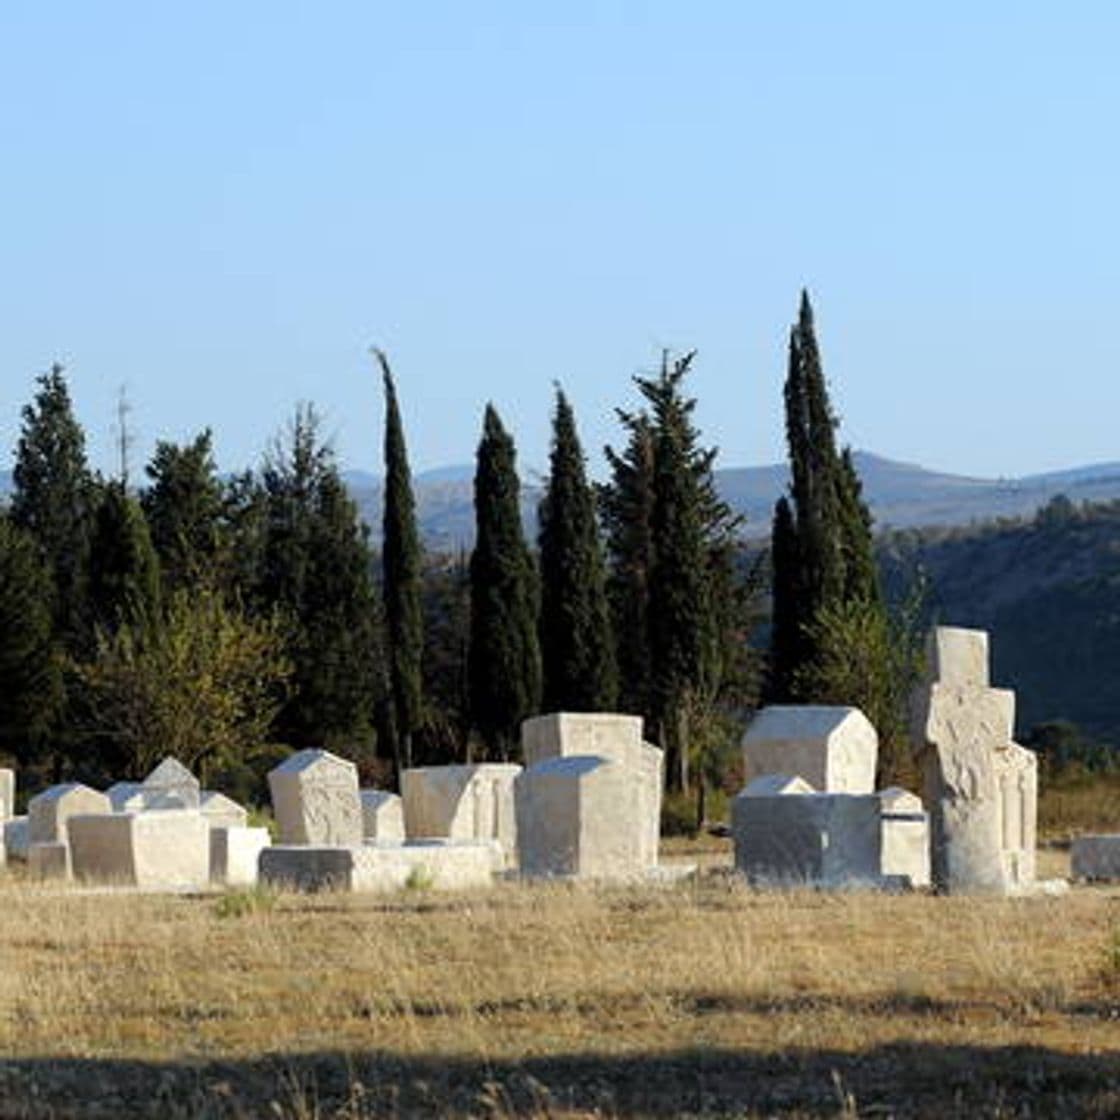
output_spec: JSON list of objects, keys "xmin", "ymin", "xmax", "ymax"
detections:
[
  {"xmin": 910, "ymin": 626, "xmax": 1038, "ymax": 894},
  {"xmin": 360, "ymin": 790, "xmax": 405, "ymax": 842},
  {"xmin": 199, "ymin": 791, "xmax": 249, "ymax": 831},
  {"xmin": 1071, "ymin": 835, "xmax": 1120, "ymax": 881},
  {"xmin": 210, "ymin": 825, "xmax": 271, "ymax": 887},
  {"xmin": 268, "ymin": 748, "xmax": 363, "ymax": 846},
  {"xmin": 0, "ymin": 768, "xmax": 14, "ymax": 821},
  {"xmin": 142, "ymin": 757, "xmax": 201, "ymax": 809},
  {"xmin": 28, "ymin": 783, "xmax": 111, "ymax": 845},
  {"xmin": 68, "ymin": 809, "xmax": 211, "ymax": 889}
]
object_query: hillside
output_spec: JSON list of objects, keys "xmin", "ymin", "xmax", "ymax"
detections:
[{"xmin": 880, "ymin": 499, "xmax": 1120, "ymax": 744}]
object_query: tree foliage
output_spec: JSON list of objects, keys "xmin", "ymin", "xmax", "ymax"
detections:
[
  {"xmin": 88, "ymin": 481, "xmax": 162, "ymax": 633},
  {"xmin": 468, "ymin": 405, "xmax": 541, "ymax": 759},
  {"xmin": 538, "ymin": 388, "xmax": 617, "ymax": 712}
]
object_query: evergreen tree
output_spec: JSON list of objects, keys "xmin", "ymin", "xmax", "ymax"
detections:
[
  {"xmin": 10, "ymin": 364, "xmax": 94, "ymax": 652},
  {"xmin": 0, "ymin": 516, "xmax": 61, "ymax": 765},
  {"xmin": 601, "ymin": 411, "xmax": 656, "ymax": 724},
  {"xmin": 376, "ymin": 350, "xmax": 424, "ymax": 776},
  {"xmin": 769, "ymin": 291, "xmax": 888, "ymax": 708},
  {"xmin": 141, "ymin": 430, "xmax": 225, "ymax": 593},
  {"xmin": 88, "ymin": 482, "xmax": 162, "ymax": 633},
  {"xmin": 467, "ymin": 405, "xmax": 541, "ymax": 759},
  {"xmin": 258, "ymin": 405, "xmax": 384, "ymax": 752},
  {"xmin": 538, "ymin": 387, "xmax": 617, "ymax": 712}
]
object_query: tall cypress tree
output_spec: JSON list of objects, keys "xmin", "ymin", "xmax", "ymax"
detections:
[
  {"xmin": 538, "ymin": 387, "xmax": 617, "ymax": 713},
  {"xmin": 601, "ymin": 411, "xmax": 656, "ymax": 726},
  {"xmin": 467, "ymin": 405, "xmax": 541, "ymax": 760},
  {"xmin": 10, "ymin": 364, "xmax": 94, "ymax": 653},
  {"xmin": 88, "ymin": 482, "xmax": 162, "ymax": 633},
  {"xmin": 768, "ymin": 291, "xmax": 886, "ymax": 705},
  {"xmin": 376, "ymin": 350, "xmax": 424, "ymax": 777}
]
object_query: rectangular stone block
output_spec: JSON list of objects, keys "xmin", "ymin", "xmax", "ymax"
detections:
[
  {"xmin": 4, "ymin": 816, "xmax": 28, "ymax": 862},
  {"xmin": 29, "ymin": 841, "xmax": 70, "ymax": 881},
  {"xmin": 268, "ymin": 748, "xmax": 363, "ymax": 846},
  {"xmin": 68, "ymin": 810, "xmax": 211, "ymax": 890},
  {"xmin": 521, "ymin": 712, "xmax": 645, "ymax": 770},
  {"xmin": 200, "ymin": 791, "xmax": 249, "ymax": 830},
  {"xmin": 1071, "ymin": 834, "xmax": 1120, "ymax": 881},
  {"xmin": 29, "ymin": 783, "xmax": 111, "ymax": 844},
  {"xmin": 732, "ymin": 791, "xmax": 883, "ymax": 888},
  {"xmin": 360, "ymin": 790, "xmax": 404, "ymax": 842},
  {"xmin": 259, "ymin": 840, "xmax": 497, "ymax": 893},
  {"xmin": 0, "ymin": 768, "xmax": 14, "ymax": 821},
  {"xmin": 879, "ymin": 789, "xmax": 930, "ymax": 889},
  {"xmin": 742, "ymin": 706, "xmax": 878, "ymax": 794},
  {"xmin": 926, "ymin": 627, "xmax": 989, "ymax": 689},
  {"xmin": 210, "ymin": 825, "xmax": 271, "ymax": 887}
]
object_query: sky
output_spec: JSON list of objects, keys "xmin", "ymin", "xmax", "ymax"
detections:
[{"xmin": 2, "ymin": 3, "xmax": 1118, "ymax": 483}]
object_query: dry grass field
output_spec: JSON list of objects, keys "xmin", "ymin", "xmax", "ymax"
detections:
[{"xmin": 1, "ymin": 846, "xmax": 1119, "ymax": 1120}]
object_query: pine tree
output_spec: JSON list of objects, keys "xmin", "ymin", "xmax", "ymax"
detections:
[
  {"xmin": 376, "ymin": 351, "xmax": 424, "ymax": 777},
  {"xmin": 601, "ymin": 412, "xmax": 656, "ymax": 725},
  {"xmin": 0, "ymin": 516, "xmax": 61, "ymax": 765},
  {"xmin": 88, "ymin": 482, "xmax": 162, "ymax": 634},
  {"xmin": 10, "ymin": 364, "xmax": 94, "ymax": 652},
  {"xmin": 141, "ymin": 430, "xmax": 225, "ymax": 593},
  {"xmin": 769, "ymin": 291, "xmax": 888, "ymax": 713},
  {"xmin": 538, "ymin": 387, "xmax": 617, "ymax": 712},
  {"xmin": 467, "ymin": 405, "xmax": 541, "ymax": 759}
]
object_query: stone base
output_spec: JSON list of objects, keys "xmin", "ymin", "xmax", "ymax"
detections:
[
  {"xmin": 259, "ymin": 840, "xmax": 499, "ymax": 893},
  {"xmin": 1071, "ymin": 835, "xmax": 1120, "ymax": 881},
  {"xmin": 210, "ymin": 826, "xmax": 271, "ymax": 887}
]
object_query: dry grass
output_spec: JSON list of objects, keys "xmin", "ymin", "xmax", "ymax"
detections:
[
  {"xmin": 1, "ymin": 864, "xmax": 1119, "ymax": 1119},
  {"xmin": 1039, "ymin": 772, "xmax": 1120, "ymax": 839}
]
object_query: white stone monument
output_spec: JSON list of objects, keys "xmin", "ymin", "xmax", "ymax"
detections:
[
  {"xmin": 68, "ymin": 810, "xmax": 211, "ymax": 889},
  {"xmin": 0, "ymin": 768, "xmax": 14, "ymax": 821},
  {"xmin": 28, "ymin": 783, "xmax": 111, "ymax": 845},
  {"xmin": 142, "ymin": 757, "xmax": 201, "ymax": 809},
  {"xmin": 878, "ymin": 787, "xmax": 931, "ymax": 888},
  {"xmin": 268, "ymin": 748, "xmax": 363, "ymax": 846},
  {"xmin": 200, "ymin": 791, "xmax": 249, "ymax": 830},
  {"xmin": 210, "ymin": 825, "xmax": 271, "ymax": 887},
  {"xmin": 360, "ymin": 790, "xmax": 405, "ymax": 842},
  {"xmin": 4, "ymin": 816, "xmax": 29, "ymax": 862},
  {"xmin": 742, "ymin": 706, "xmax": 878, "ymax": 793},
  {"xmin": 910, "ymin": 627, "xmax": 1039, "ymax": 894}
]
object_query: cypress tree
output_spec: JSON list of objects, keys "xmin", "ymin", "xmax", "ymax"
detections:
[
  {"xmin": 467, "ymin": 405, "xmax": 541, "ymax": 760},
  {"xmin": 601, "ymin": 411, "xmax": 656, "ymax": 726},
  {"xmin": 88, "ymin": 482, "xmax": 162, "ymax": 633},
  {"xmin": 768, "ymin": 495, "xmax": 801, "ymax": 700},
  {"xmin": 538, "ymin": 387, "xmax": 617, "ymax": 713},
  {"xmin": 376, "ymin": 350, "xmax": 424, "ymax": 776},
  {"xmin": 10, "ymin": 363, "xmax": 94, "ymax": 653}
]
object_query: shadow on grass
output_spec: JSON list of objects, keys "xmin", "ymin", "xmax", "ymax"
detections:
[{"xmin": 1, "ymin": 1042, "xmax": 1119, "ymax": 1119}]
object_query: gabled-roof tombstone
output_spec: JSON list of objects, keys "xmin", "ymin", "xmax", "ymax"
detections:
[
  {"xmin": 268, "ymin": 748, "xmax": 362, "ymax": 846},
  {"xmin": 142, "ymin": 757, "xmax": 201, "ymax": 810}
]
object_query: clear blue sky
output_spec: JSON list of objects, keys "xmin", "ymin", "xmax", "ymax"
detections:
[{"xmin": 2, "ymin": 3, "xmax": 1118, "ymax": 483}]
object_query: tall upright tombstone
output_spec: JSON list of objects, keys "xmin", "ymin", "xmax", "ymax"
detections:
[
  {"xmin": 268, "ymin": 748, "xmax": 363, "ymax": 846},
  {"xmin": 910, "ymin": 627, "xmax": 1038, "ymax": 894}
]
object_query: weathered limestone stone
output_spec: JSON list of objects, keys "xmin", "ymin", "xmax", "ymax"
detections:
[
  {"xmin": 519, "ymin": 712, "xmax": 665, "ymax": 873},
  {"xmin": 911, "ymin": 626, "xmax": 1038, "ymax": 894},
  {"xmin": 742, "ymin": 706, "xmax": 878, "ymax": 794},
  {"xmin": 733, "ymin": 789, "xmax": 883, "ymax": 887},
  {"xmin": 29, "ymin": 783, "xmax": 111, "ymax": 845},
  {"xmin": 402, "ymin": 765, "xmax": 519, "ymax": 864},
  {"xmin": 0, "ymin": 768, "xmax": 14, "ymax": 821},
  {"xmin": 878, "ymin": 787, "xmax": 931, "ymax": 889},
  {"xmin": 106, "ymin": 782, "xmax": 146, "ymax": 812},
  {"xmin": 68, "ymin": 810, "xmax": 211, "ymax": 889},
  {"xmin": 360, "ymin": 790, "xmax": 405, "ymax": 842},
  {"xmin": 268, "ymin": 749, "xmax": 362, "ymax": 846},
  {"xmin": 4, "ymin": 816, "xmax": 29, "ymax": 862},
  {"xmin": 259, "ymin": 839, "xmax": 498, "ymax": 893},
  {"xmin": 1071, "ymin": 835, "xmax": 1120, "ymax": 881},
  {"xmin": 516, "ymin": 755, "xmax": 649, "ymax": 879},
  {"xmin": 210, "ymin": 825, "xmax": 271, "ymax": 887},
  {"xmin": 742, "ymin": 774, "xmax": 816, "ymax": 797},
  {"xmin": 200, "ymin": 791, "xmax": 249, "ymax": 830},
  {"xmin": 142, "ymin": 757, "xmax": 201, "ymax": 809},
  {"xmin": 28, "ymin": 841, "xmax": 70, "ymax": 881}
]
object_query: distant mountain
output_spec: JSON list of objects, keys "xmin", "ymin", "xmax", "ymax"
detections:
[{"xmin": 8, "ymin": 452, "xmax": 1120, "ymax": 548}]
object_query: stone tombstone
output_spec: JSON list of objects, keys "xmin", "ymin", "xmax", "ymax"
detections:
[
  {"xmin": 360, "ymin": 790, "xmax": 405, "ymax": 842},
  {"xmin": 29, "ymin": 841, "xmax": 70, "ymax": 881},
  {"xmin": 519, "ymin": 712, "xmax": 664, "ymax": 873},
  {"xmin": 1071, "ymin": 835, "xmax": 1120, "ymax": 881},
  {"xmin": 142, "ymin": 757, "xmax": 201, "ymax": 809},
  {"xmin": 28, "ymin": 783, "xmax": 111, "ymax": 845},
  {"xmin": 910, "ymin": 626, "xmax": 1038, "ymax": 894},
  {"xmin": 199, "ymin": 791, "xmax": 249, "ymax": 831},
  {"xmin": 210, "ymin": 825, "xmax": 271, "ymax": 887},
  {"xmin": 68, "ymin": 810, "xmax": 211, "ymax": 890},
  {"xmin": 878, "ymin": 787, "xmax": 931, "ymax": 889},
  {"xmin": 0, "ymin": 768, "xmax": 14, "ymax": 821},
  {"xmin": 742, "ymin": 706, "xmax": 878, "ymax": 794},
  {"xmin": 268, "ymin": 748, "xmax": 362, "ymax": 847},
  {"xmin": 4, "ymin": 816, "xmax": 29, "ymax": 862},
  {"xmin": 106, "ymin": 782, "xmax": 147, "ymax": 813},
  {"xmin": 401, "ymin": 765, "xmax": 519, "ymax": 862}
]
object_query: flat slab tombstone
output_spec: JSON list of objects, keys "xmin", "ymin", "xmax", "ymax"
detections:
[
  {"xmin": 401, "ymin": 765, "xmax": 519, "ymax": 862},
  {"xmin": 142, "ymin": 757, "xmax": 201, "ymax": 810},
  {"xmin": 68, "ymin": 810, "xmax": 211, "ymax": 890},
  {"xmin": 268, "ymin": 748, "xmax": 362, "ymax": 846},
  {"xmin": 360, "ymin": 790, "xmax": 405, "ymax": 842},
  {"xmin": 28, "ymin": 783, "xmax": 111, "ymax": 845},
  {"xmin": 742, "ymin": 706, "xmax": 878, "ymax": 794}
]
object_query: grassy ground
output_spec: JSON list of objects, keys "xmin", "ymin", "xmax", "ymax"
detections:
[{"xmin": 1, "ymin": 853, "xmax": 1118, "ymax": 1119}]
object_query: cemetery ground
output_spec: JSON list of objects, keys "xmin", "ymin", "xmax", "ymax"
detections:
[{"xmin": 1, "ymin": 844, "xmax": 1119, "ymax": 1119}]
